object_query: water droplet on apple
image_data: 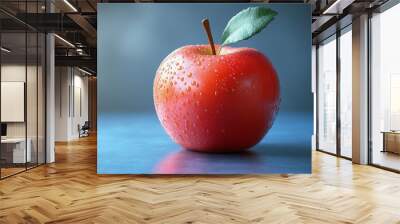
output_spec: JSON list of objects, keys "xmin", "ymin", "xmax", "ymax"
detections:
[{"xmin": 187, "ymin": 72, "xmax": 192, "ymax": 78}]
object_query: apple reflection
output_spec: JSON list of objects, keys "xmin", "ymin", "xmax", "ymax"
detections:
[{"xmin": 154, "ymin": 149, "xmax": 264, "ymax": 174}]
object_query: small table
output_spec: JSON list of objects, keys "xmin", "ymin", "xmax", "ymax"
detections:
[
  {"xmin": 1, "ymin": 138, "xmax": 31, "ymax": 164},
  {"xmin": 381, "ymin": 131, "xmax": 400, "ymax": 154}
]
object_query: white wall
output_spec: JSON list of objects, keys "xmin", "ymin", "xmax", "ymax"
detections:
[
  {"xmin": 1, "ymin": 65, "xmax": 28, "ymax": 141},
  {"xmin": 55, "ymin": 66, "xmax": 70, "ymax": 141},
  {"xmin": 55, "ymin": 67, "xmax": 89, "ymax": 141},
  {"xmin": 1, "ymin": 65, "xmax": 42, "ymax": 137},
  {"xmin": 72, "ymin": 73, "xmax": 89, "ymax": 138}
]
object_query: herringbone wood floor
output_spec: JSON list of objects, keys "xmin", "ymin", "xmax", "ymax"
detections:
[{"xmin": 1, "ymin": 135, "xmax": 400, "ymax": 224}]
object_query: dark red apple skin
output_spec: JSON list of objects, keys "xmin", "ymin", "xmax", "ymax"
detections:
[{"xmin": 153, "ymin": 45, "xmax": 280, "ymax": 153}]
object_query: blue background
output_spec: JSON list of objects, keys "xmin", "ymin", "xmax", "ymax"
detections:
[{"xmin": 98, "ymin": 3, "xmax": 312, "ymax": 174}]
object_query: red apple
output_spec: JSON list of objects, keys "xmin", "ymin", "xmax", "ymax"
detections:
[{"xmin": 153, "ymin": 44, "xmax": 280, "ymax": 153}]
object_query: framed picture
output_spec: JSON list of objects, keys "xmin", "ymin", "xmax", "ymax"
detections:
[{"xmin": 98, "ymin": 3, "xmax": 312, "ymax": 174}]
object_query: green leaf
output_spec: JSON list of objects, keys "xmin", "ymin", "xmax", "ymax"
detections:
[{"xmin": 220, "ymin": 7, "xmax": 277, "ymax": 46}]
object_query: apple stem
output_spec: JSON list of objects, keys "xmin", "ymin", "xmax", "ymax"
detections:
[{"xmin": 202, "ymin": 18, "xmax": 217, "ymax": 55}]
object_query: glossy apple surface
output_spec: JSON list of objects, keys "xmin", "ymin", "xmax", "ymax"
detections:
[{"xmin": 153, "ymin": 45, "xmax": 280, "ymax": 153}]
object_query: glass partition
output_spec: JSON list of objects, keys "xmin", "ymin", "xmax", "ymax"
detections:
[
  {"xmin": 0, "ymin": 1, "xmax": 46, "ymax": 179},
  {"xmin": 370, "ymin": 3, "xmax": 400, "ymax": 171},
  {"xmin": 0, "ymin": 30, "xmax": 28, "ymax": 177},
  {"xmin": 339, "ymin": 27, "xmax": 352, "ymax": 158},
  {"xmin": 316, "ymin": 25, "xmax": 354, "ymax": 159},
  {"xmin": 317, "ymin": 35, "xmax": 337, "ymax": 154}
]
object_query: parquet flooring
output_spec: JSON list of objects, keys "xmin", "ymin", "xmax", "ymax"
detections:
[
  {"xmin": 1, "ymin": 167, "xmax": 26, "ymax": 178},
  {"xmin": 1, "ymin": 135, "xmax": 400, "ymax": 223}
]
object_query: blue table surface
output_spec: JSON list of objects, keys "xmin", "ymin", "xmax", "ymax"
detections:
[{"xmin": 98, "ymin": 111, "xmax": 312, "ymax": 174}]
